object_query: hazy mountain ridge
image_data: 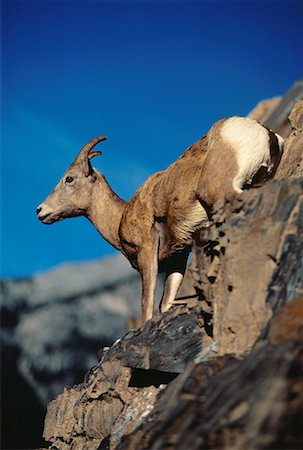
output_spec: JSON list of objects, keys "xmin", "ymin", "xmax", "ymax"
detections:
[{"xmin": 1, "ymin": 254, "xmax": 143, "ymax": 405}]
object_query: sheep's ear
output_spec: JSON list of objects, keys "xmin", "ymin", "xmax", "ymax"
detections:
[{"xmin": 88, "ymin": 150, "xmax": 102, "ymax": 160}]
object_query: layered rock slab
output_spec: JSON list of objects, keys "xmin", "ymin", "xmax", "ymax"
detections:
[
  {"xmin": 118, "ymin": 309, "xmax": 303, "ymax": 450},
  {"xmin": 192, "ymin": 177, "xmax": 303, "ymax": 357}
]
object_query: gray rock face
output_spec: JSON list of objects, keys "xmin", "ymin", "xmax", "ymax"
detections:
[
  {"xmin": 191, "ymin": 178, "xmax": 303, "ymax": 357},
  {"xmin": 118, "ymin": 326, "xmax": 303, "ymax": 450},
  {"xmin": 104, "ymin": 307, "xmax": 210, "ymax": 373}
]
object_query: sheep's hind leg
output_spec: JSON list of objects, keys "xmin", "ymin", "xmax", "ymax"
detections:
[{"xmin": 160, "ymin": 249, "xmax": 189, "ymax": 313}]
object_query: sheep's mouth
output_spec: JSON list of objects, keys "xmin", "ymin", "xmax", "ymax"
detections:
[
  {"xmin": 38, "ymin": 213, "xmax": 55, "ymax": 224},
  {"xmin": 38, "ymin": 212, "xmax": 67, "ymax": 224}
]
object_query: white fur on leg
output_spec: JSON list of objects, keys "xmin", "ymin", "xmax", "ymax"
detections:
[{"xmin": 160, "ymin": 272, "xmax": 184, "ymax": 313}]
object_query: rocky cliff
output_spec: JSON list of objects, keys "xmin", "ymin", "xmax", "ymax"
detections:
[{"xmin": 41, "ymin": 85, "xmax": 303, "ymax": 449}]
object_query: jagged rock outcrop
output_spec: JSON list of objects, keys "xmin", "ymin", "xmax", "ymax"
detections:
[
  {"xmin": 191, "ymin": 177, "xmax": 302, "ymax": 357},
  {"xmin": 118, "ymin": 300, "xmax": 303, "ymax": 450},
  {"xmin": 42, "ymin": 95, "xmax": 303, "ymax": 450},
  {"xmin": 276, "ymin": 98, "xmax": 303, "ymax": 179},
  {"xmin": 249, "ymin": 77, "xmax": 303, "ymax": 139}
]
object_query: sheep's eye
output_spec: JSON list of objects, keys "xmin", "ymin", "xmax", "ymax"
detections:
[{"xmin": 65, "ymin": 176, "xmax": 74, "ymax": 184}]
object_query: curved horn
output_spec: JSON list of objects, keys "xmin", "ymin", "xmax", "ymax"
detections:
[
  {"xmin": 79, "ymin": 136, "xmax": 107, "ymax": 155},
  {"xmin": 74, "ymin": 136, "xmax": 107, "ymax": 176}
]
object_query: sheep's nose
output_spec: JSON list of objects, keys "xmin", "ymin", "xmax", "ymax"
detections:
[{"xmin": 36, "ymin": 206, "xmax": 42, "ymax": 215}]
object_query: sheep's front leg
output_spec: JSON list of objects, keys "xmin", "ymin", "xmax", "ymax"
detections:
[
  {"xmin": 160, "ymin": 249, "xmax": 189, "ymax": 313},
  {"xmin": 137, "ymin": 234, "xmax": 159, "ymax": 324}
]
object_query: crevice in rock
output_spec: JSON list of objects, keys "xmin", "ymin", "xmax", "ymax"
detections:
[
  {"xmin": 195, "ymin": 288, "xmax": 213, "ymax": 338},
  {"xmin": 207, "ymin": 275, "xmax": 216, "ymax": 284},
  {"xmin": 203, "ymin": 240, "xmax": 220, "ymax": 260},
  {"xmin": 128, "ymin": 368, "xmax": 179, "ymax": 388}
]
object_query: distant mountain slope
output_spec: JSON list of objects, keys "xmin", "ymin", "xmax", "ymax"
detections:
[{"xmin": 1, "ymin": 253, "xmax": 143, "ymax": 405}]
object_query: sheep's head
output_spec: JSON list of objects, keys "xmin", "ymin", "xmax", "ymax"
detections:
[{"xmin": 37, "ymin": 136, "xmax": 106, "ymax": 224}]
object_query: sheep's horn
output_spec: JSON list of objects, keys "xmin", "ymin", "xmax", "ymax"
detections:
[
  {"xmin": 74, "ymin": 136, "xmax": 107, "ymax": 175},
  {"xmin": 75, "ymin": 136, "xmax": 107, "ymax": 162},
  {"xmin": 79, "ymin": 136, "xmax": 107, "ymax": 155}
]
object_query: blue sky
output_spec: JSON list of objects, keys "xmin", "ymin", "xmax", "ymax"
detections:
[{"xmin": 1, "ymin": 0, "xmax": 302, "ymax": 278}]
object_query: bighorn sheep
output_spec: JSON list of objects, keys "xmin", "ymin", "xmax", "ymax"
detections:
[{"xmin": 37, "ymin": 117, "xmax": 283, "ymax": 324}]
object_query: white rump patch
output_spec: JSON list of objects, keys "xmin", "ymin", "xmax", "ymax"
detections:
[{"xmin": 221, "ymin": 117, "xmax": 272, "ymax": 192}]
